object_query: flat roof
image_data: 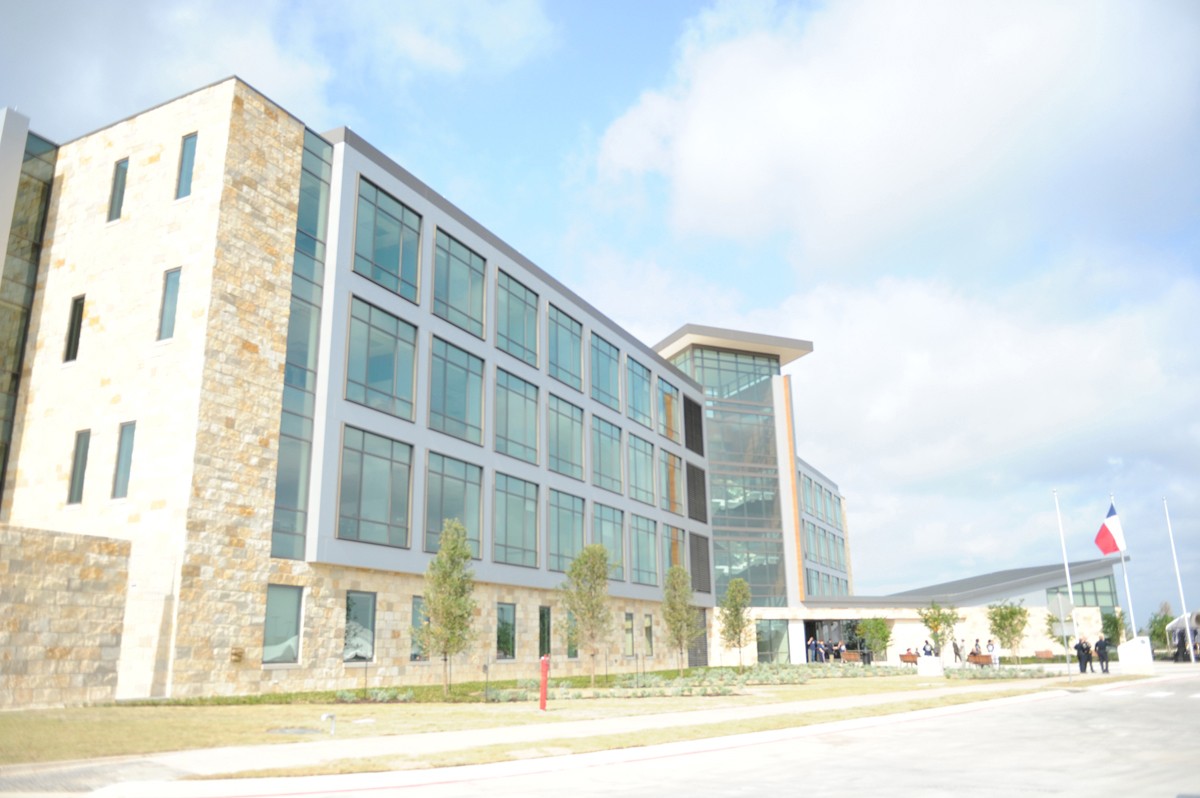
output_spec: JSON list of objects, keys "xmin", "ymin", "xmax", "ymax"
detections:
[{"xmin": 654, "ymin": 324, "xmax": 813, "ymax": 366}]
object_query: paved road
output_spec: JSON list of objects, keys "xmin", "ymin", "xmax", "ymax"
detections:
[{"xmin": 78, "ymin": 669, "xmax": 1199, "ymax": 798}]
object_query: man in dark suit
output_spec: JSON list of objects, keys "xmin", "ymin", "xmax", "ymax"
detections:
[{"xmin": 1094, "ymin": 634, "xmax": 1110, "ymax": 673}]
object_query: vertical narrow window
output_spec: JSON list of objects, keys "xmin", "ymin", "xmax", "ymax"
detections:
[
  {"xmin": 345, "ymin": 297, "xmax": 416, "ymax": 419},
  {"xmin": 659, "ymin": 450, "xmax": 683, "ymax": 514},
  {"xmin": 547, "ymin": 395, "xmax": 584, "ymax": 479},
  {"xmin": 429, "ymin": 337, "xmax": 484, "ymax": 444},
  {"xmin": 64, "ymin": 295, "xmax": 84, "ymax": 361},
  {"xmin": 496, "ymin": 270, "xmax": 538, "ymax": 366},
  {"xmin": 591, "ymin": 417, "xmax": 622, "ymax": 493},
  {"xmin": 344, "ymin": 591, "xmax": 376, "ymax": 662},
  {"xmin": 548, "ymin": 305, "xmax": 582, "ymax": 390},
  {"xmin": 433, "ymin": 229, "xmax": 486, "ymax": 337},
  {"xmin": 107, "ymin": 158, "xmax": 128, "ymax": 221},
  {"xmin": 493, "ymin": 473, "xmax": 538, "ymax": 567},
  {"xmin": 539, "ymin": 606, "xmax": 551, "ymax": 658},
  {"xmin": 264, "ymin": 584, "xmax": 302, "ymax": 664},
  {"xmin": 548, "ymin": 489, "xmax": 584, "ymax": 572},
  {"xmin": 662, "ymin": 525, "xmax": 687, "ymax": 577},
  {"xmin": 590, "ymin": 334, "xmax": 621, "ymax": 411},
  {"xmin": 623, "ymin": 612, "xmax": 635, "ymax": 656},
  {"xmin": 592, "ymin": 503, "xmax": 624, "ymax": 580},
  {"xmin": 626, "ymin": 357, "xmax": 652, "ymax": 428},
  {"xmin": 158, "ymin": 269, "xmax": 181, "ymax": 340},
  {"xmin": 111, "ymin": 421, "xmax": 135, "ymax": 499},
  {"xmin": 627, "ymin": 434, "xmax": 655, "ymax": 505},
  {"xmin": 631, "ymin": 514, "xmax": 658, "ymax": 586},
  {"xmin": 353, "ymin": 178, "xmax": 422, "ymax": 302},
  {"xmin": 496, "ymin": 603, "xmax": 516, "ymax": 660},
  {"xmin": 410, "ymin": 596, "xmax": 428, "ymax": 661},
  {"xmin": 643, "ymin": 614, "xmax": 654, "ymax": 656},
  {"xmin": 175, "ymin": 133, "xmax": 197, "ymax": 199},
  {"xmin": 337, "ymin": 426, "xmax": 412, "ymax": 548},
  {"xmin": 67, "ymin": 429, "xmax": 90, "ymax": 504},
  {"xmin": 494, "ymin": 369, "xmax": 538, "ymax": 463},
  {"xmin": 657, "ymin": 378, "xmax": 681, "ymax": 442},
  {"xmin": 424, "ymin": 452, "xmax": 482, "ymax": 556}
]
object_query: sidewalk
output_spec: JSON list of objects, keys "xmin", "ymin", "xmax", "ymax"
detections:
[{"xmin": 3, "ymin": 662, "xmax": 1194, "ymax": 797}]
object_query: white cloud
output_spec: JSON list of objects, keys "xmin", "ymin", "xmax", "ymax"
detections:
[{"xmin": 597, "ymin": 0, "xmax": 1200, "ymax": 271}]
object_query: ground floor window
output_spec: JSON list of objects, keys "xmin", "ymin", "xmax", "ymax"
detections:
[
  {"xmin": 264, "ymin": 584, "xmax": 302, "ymax": 664},
  {"xmin": 643, "ymin": 613, "xmax": 654, "ymax": 656},
  {"xmin": 410, "ymin": 596, "xmax": 427, "ymax": 661},
  {"xmin": 344, "ymin": 591, "xmax": 375, "ymax": 662},
  {"xmin": 756, "ymin": 619, "xmax": 789, "ymax": 664},
  {"xmin": 539, "ymin": 606, "xmax": 551, "ymax": 657},
  {"xmin": 623, "ymin": 612, "xmax": 635, "ymax": 656},
  {"xmin": 497, "ymin": 603, "xmax": 516, "ymax": 659}
]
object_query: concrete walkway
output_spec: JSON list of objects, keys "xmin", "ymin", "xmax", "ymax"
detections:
[{"xmin": 3, "ymin": 662, "xmax": 1194, "ymax": 797}]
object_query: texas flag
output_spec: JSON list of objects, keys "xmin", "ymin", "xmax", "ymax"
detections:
[{"xmin": 1095, "ymin": 503, "xmax": 1127, "ymax": 555}]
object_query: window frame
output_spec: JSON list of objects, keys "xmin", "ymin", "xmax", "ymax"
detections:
[
  {"xmin": 353, "ymin": 177, "xmax": 422, "ymax": 303},
  {"xmin": 175, "ymin": 132, "xmax": 197, "ymax": 199},
  {"xmin": 64, "ymin": 295, "xmax": 85, "ymax": 362},
  {"xmin": 344, "ymin": 590, "xmax": 376, "ymax": 663},
  {"xmin": 495, "ymin": 270, "xmax": 538, "ymax": 366},
  {"xmin": 345, "ymin": 296, "xmax": 417, "ymax": 420},
  {"xmin": 337, "ymin": 426, "xmax": 413, "ymax": 548},
  {"xmin": 107, "ymin": 158, "xmax": 128, "ymax": 222},
  {"xmin": 493, "ymin": 472, "xmax": 539, "ymax": 568},
  {"xmin": 111, "ymin": 421, "xmax": 136, "ymax": 499},
  {"xmin": 590, "ymin": 333, "xmax": 621, "ymax": 411},
  {"xmin": 67, "ymin": 429, "xmax": 90, "ymax": 504},
  {"xmin": 428, "ymin": 336, "xmax": 485, "ymax": 444},
  {"xmin": 433, "ymin": 228, "xmax": 487, "ymax": 338},
  {"xmin": 424, "ymin": 452, "xmax": 483, "ymax": 557},
  {"xmin": 548, "ymin": 304, "xmax": 583, "ymax": 391},
  {"xmin": 264, "ymin": 584, "xmax": 303, "ymax": 665},
  {"xmin": 496, "ymin": 602, "xmax": 516, "ymax": 660},
  {"xmin": 157, "ymin": 269, "xmax": 181, "ymax": 341}
]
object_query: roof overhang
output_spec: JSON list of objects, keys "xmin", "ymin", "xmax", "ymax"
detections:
[{"xmin": 654, "ymin": 324, "xmax": 813, "ymax": 367}]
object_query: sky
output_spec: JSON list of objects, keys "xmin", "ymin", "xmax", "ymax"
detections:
[{"xmin": 2, "ymin": 0, "xmax": 1196, "ymax": 631}]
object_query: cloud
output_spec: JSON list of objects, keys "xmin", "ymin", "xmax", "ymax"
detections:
[{"xmin": 597, "ymin": 0, "xmax": 1200, "ymax": 273}]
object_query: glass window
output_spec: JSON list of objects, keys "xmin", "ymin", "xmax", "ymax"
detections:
[
  {"xmin": 644, "ymin": 613, "xmax": 654, "ymax": 656},
  {"xmin": 64, "ymin": 295, "xmax": 84, "ymax": 362},
  {"xmin": 494, "ymin": 473, "xmax": 538, "ymax": 567},
  {"xmin": 623, "ymin": 612, "xmax": 635, "ymax": 656},
  {"xmin": 548, "ymin": 489, "xmax": 584, "ymax": 572},
  {"xmin": 338, "ymin": 426, "xmax": 412, "ymax": 548},
  {"xmin": 548, "ymin": 305, "xmax": 582, "ymax": 390},
  {"xmin": 496, "ymin": 270, "xmax": 538, "ymax": 366},
  {"xmin": 663, "ymin": 525, "xmax": 687, "ymax": 578},
  {"xmin": 567, "ymin": 611, "xmax": 578, "ymax": 658},
  {"xmin": 111, "ymin": 422, "xmax": 135, "ymax": 499},
  {"xmin": 176, "ymin": 133, "xmax": 197, "ymax": 199},
  {"xmin": 429, "ymin": 337, "xmax": 484, "ymax": 444},
  {"xmin": 626, "ymin": 358, "xmax": 652, "ymax": 428},
  {"xmin": 659, "ymin": 450, "xmax": 683, "ymax": 514},
  {"xmin": 627, "ymin": 434, "xmax": 654, "ymax": 505},
  {"xmin": 424, "ymin": 452, "xmax": 482, "ymax": 556},
  {"xmin": 539, "ymin": 606, "xmax": 551, "ymax": 658},
  {"xmin": 410, "ymin": 595, "xmax": 427, "ymax": 661},
  {"xmin": 264, "ymin": 584, "xmax": 302, "ymax": 664},
  {"xmin": 497, "ymin": 603, "xmax": 516, "ymax": 660},
  {"xmin": 631, "ymin": 514, "xmax": 658, "ymax": 586},
  {"xmin": 591, "ymin": 417, "xmax": 622, "ymax": 493},
  {"xmin": 157, "ymin": 269, "xmax": 181, "ymax": 340},
  {"xmin": 433, "ymin": 229, "xmax": 486, "ymax": 337},
  {"xmin": 657, "ymin": 378, "xmax": 680, "ymax": 442},
  {"xmin": 107, "ymin": 158, "xmax": 127, "ymax": 221},
  {"xmin": 495, "ymin": 369, "xmax": 538, "ymax": 463},
  {"xmin": 344, "ymin": 591, "xmax": 375, "ymax": 662},
  {"xmin": 590, "ymin": 334, "xmax": 621, "ymax": 411},
  {"xmin": 67, "ymin": 429, "xmax": 90, "ymax": 504},
  {"xmin": 547, "ymin": 395, "xmax": 584, "ymax": 479},
  {"xmin": 756, "ymin": 619, "xmax": 789, "ymax": 664},
  {"xmin": 353, "ymin": 178, "xmax": 421, "ymax": 302},
  {"xmin": 592, "ymin": 503, "xmax": 624, "ymax": 580},
  {"xmin": 346, "ymin": 297, "xmax": 416, "ymax": 419}
]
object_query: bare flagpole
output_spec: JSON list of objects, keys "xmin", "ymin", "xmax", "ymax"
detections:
[
  {"xmin": 1053, "ymin": 490, "xmax": 1075, "ymax": 678},
  {"xmin": 1112, "ymin": 494, "xmax": 1138, "ymax": 639},
  {"xmin": 1163, "ymin": 497, "xmax": 1195, "ymax": 663}
]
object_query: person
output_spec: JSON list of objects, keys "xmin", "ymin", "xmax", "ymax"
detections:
[
  {"xmin": 972, "ymin": 639, "xmax": 982, "ymax": 656},
  {"xmin": 1074, "ymin": 636, "xmax": 1092, "ymax": 673},
  {"xmin": 987, "ymin": 639, "xmax": 998, "ymax": 666},
  {"xmin": 922, "ymin": 640, "xmax": 934, "ymax": 656},
  {"xmin": 1094, "ymin": 634, "xmax": 1110, "ymax": 674},
  {"xmin": 807, "ymin": 636, "xmax": 817, "ymax": 663},
  {"xmin": 816, "ymin": 639, "xmax": 826, "ymax": 663},
  {"xmin": 952, "ymin": 639, "xmax": 963, "ymax": 663},
  {"xmin": 1175, "ymin": 631, "xmax": 1188, "ymax": 663},
  {"xmin": 837, "ymin": 641, "xmax": 847, "ymax": 659}
]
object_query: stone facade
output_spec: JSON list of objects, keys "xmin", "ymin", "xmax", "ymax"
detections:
[{"xmin": 0, "ymin": 525, "xmax": 130, "ymax": 708}]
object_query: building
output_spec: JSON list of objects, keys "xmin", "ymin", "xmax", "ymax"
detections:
[{"xmin": 0, "ymin": 78, "xmax": 732, "ymax": 707}]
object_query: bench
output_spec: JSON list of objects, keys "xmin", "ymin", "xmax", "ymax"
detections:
[
  {"xmin": 840, "ymin": 650, "xmax": 862, "ymax": 663},
  {"xmin": 967, "ymin": 653, "xmax": 992, "ymax": 667},
  {"xmin": 899, "ymin": 653, "xmax": 919, "ymax": 665},
  {"xmin": 1035, "ymin": 650, "xmax": 1055, "ymax": 660}
]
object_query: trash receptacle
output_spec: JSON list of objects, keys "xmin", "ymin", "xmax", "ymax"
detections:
[{"xmin": 862, "ymin": 651, "xmax": 873, "ymax": 666}]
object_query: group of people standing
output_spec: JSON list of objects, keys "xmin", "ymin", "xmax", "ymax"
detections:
[
  {"xmin": 1073, "ymin": 634, "xmax": 1110, "ymax": 673},
  {"xmin": 806, "ymin": 637, "xmax": 847, "ymax": 662},
  {"xmin": 951, "ymin": 638, "xmax": 1000, "ymax": 665}
]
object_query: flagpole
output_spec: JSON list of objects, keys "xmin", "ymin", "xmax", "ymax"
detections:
[
  {"xmin": 1053, "ymin": 490, "xmax": 1075, "ymax": 678},
  {"xmin": 1112, "ymin": 494, "xmax": 1138, "ymax": 640},
  {"xmin": 1163, "ymin": 498, "xmax": 1195, "ymax": 663}
]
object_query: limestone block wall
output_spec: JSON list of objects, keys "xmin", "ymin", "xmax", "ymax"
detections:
[
  {"xmin": 0, "ymin": 525, "xmax": 130, "ymax": 708},
  {"xmin": 2, "ymin": 80, "xmax": 240, "ymax": 699}
]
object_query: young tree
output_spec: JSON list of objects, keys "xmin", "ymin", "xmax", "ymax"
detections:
[
  {"xmin": 1147, "ymin": 601, "xmax": 1173, "ymax": 649},
  {"xmin": 663, "ymin": 565, "xmax": 705, "ymax": 676},
  {"xmin": 417, "ymin": 519, "xmax": 477, "ymax": 697},
  {"xmin": 718, "ymin": 578, "xmax": 753, "ymax": 671},
  {"xmin": 558, "ymin": 544, "xmax": 612, "ymax": 688},
  {"xmin": 917, "ymin": 602, "xmax": 960, "ymax": 660},
  {"xmin": 987, "ymin": 601, "xmax": 1030, "ymax": 665},
  {"xmin": 856, "ymin": 617, "xmax": 892, "ymax": 662}
]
